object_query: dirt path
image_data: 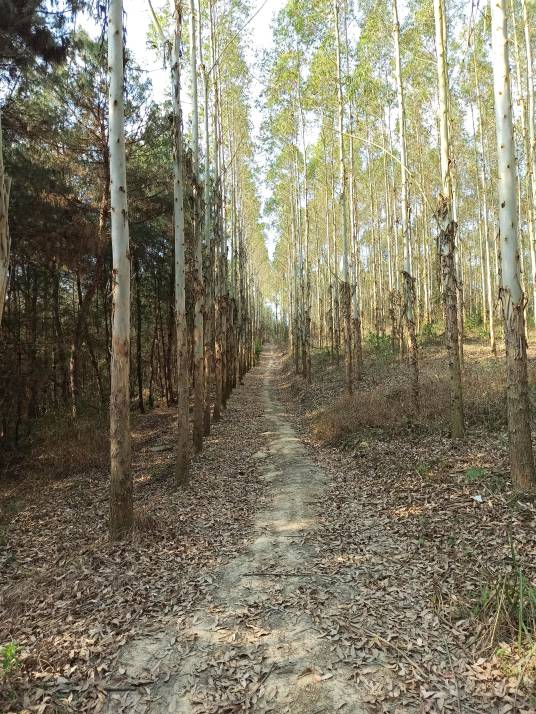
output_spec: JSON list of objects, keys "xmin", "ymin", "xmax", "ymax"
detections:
[
  {"xmin": 5, "ymin": 347, "xmax": 534, "ymax": 712},
  {"xmin": 105, "ymin": 346, "xmax": 363, "ymax": 713}
]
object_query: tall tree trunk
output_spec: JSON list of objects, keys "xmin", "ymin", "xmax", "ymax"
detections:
[
  {"xmin": 190, "ymin": 0, "xmax": 205, "ymax": 454},
  {"xmin": 393, "ymin": 0, "xmax": 419, "ymax": 411},
  {"xmin": 490, "ymin": 0, "xmax": 535, "ymax": 489},
  {"xmin": 473, "ymin": 51, "xmax": 496, "ymax": 354},
  {"xmin": 172, "ymin": 1, "xmax": 190, "ymax": 484},
  {"xmin": 210, "ymin": 0, "xmax": 224, "ymax": 423},
  {"xmin": 108, "ymin": 0, "xmax": 133, "ymax": 539},
  {"xmin": 334, "ymin": 0, "xmax": 352, "ymax": 394},
  {"xmin": 521, "ymin": 0, "xmax": 536, "ymax": 327},
  {"xmin": 297, "ymin": 60, "xmax": 311, "ymax": 383},
  {"xmin": 200, "ymin": 19, "xmax": 213, "ymax": 436},
  {"xmin": 433, "ymin": 0, "xmax": 464, "ymax": 438}
]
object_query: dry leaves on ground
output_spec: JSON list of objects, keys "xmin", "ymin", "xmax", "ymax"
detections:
[{"xmin": 0, "ymin": 375, "xmax": 269, "ymax": 713}]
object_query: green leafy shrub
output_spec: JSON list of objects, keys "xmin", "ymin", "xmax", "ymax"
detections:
[
  {"xmin": 1, "ymin": 643, "xmax": 20, "ymax": 675},
  {"xmin": 419, "ymin": 321, "xmax": 443, "ymax": 346},
  {"xmin": 465, "ymin": 466, "xmax": 487, "ymax": 482},
  {"xmin": 465, "ymin": 312, "xmax": 490, "ymax": 340},
  {"xmin": 366, "ymin": 332, "xmax": 393, "ymax": 359}
]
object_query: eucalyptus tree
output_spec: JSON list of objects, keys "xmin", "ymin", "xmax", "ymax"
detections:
[
  {"xmin": 209, "ymin": 0, "xmax": 225, "ymax": 423},
  {"xmin": 334, "ymin": 0, "xmax": 353, "ymax": 393},
  {"xmin": 108, "ymin": 0, "xmax": 133, "ymax": 539},
  {"xmin": 433, "ymin": 0, "xmax": 464, "ymax": 437},
  {"xmin": 392, "ymin": 0, "xmax": 419, "ymax": 409},
  {"xmin": 471, "ymin": 38, "xmax": 496, "ymax": 353},
  {"xmin": 197, "ymin": 0, "xmax": 214, "ymax": 436},
  {"xmin": 189, "ymin": 0, "xmax": 205, "ymax": 454},
  {"xmin": 490, "ymin": 0, "xmax": 535, "ymax": 489},
  {"xmin": 171, "ymin": 0, "xmax": 190, "ymax": 484},
  {"xmin": 211, "ymin": 1, "xmax": 270, "ymax": 390},
  {"xmin": 262, "ymin": 25, "xmax": 306, "ymax": 375},
  {"xmin": 521, "ymin": 0, "xmax": 536, "ymax": 324}
]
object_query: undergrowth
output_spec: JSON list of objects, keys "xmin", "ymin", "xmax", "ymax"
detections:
[
  {"xmin": 312, "ymin": 352, "xmax": 511, "ymax": 443},
  {"xmin": 473, "ymin": 540, "xmax": 536, "ymax": 651},
  {"xmin": 366, "ymin": 333, "xmax": 394, "ymax": 359},
  {"xmin": 1, "ymin": 642, "xmax": 20, "ymax": 675},
  {"xmin": 0, "ymin": 411, "xmax": 108, "ymax": 480}
]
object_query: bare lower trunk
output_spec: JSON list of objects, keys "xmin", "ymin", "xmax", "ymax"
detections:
[
  {"xmin": 213, "ymin": 297, "xmax": 223, "ymax": 421},
  {"xmin": 203, "ymin": 296, "xmax": 213, "ymax": 436},
  {"xmin": 352, "ymin": 312, "xmax": 362, "ymax": 381},
  {"xmin": 341, "ymin": 281, "xmax": 352, "ymax": 394},
  {"xmin": 327, "ymin": 287, "xmax": 334, "ymax": 361},
  {"xmin": 389, "ymin": 290, "xmax": 399, "ymax": 354},
  {"xmin": 438, "ymin": 206, "xmax": 464, "ymax": 437},
  {"xmin": 221, "ymin": 297, "xmax": 229, "ymax": 409},
  {"xmin": 503, "ymin": 297, "xmax": 534, "ymax": 488},
  {"xmin": 192, "ymin": 196, "xmax": 204, "ymax": 454},
  {"xmin": 403, "ymin": 271, "xmax": 419, "ymax": 413}
]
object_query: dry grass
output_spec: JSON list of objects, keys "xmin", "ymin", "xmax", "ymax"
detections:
[
  {"xmin": 133, "ymin": 505, "xmax": 162, "ymax": 534},
  {"xmin": 1, "ymin": 411, "xmax": 109, "ymax": 481},
  {"xmin": 304, "ymin": 341, "xmax": 535, "ymax": 445}
]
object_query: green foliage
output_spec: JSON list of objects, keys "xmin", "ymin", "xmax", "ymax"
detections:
[
  {"xmin": 465, "ymin": 466, "xmax": 487, "ymax": 482},
  {"xmin": 465, "ymin": 312, "xmax": 490, "ymax": 340},
  {"xmin": 464, "ymin": 466, "xmax": 506, "ymax": 491},
  {"xmin": 255, "ymin": 338, "xmax": 262, "ymax": 358},
  {"xmin": 366, "ymin": 332, "xmax": 394, "ymax": 359},
  {"xmin": 1, "ymin": 643, "xmax": 20, "ymax": 675},
  {"xmin": 419, "ymin": 321, "xmax": 442, "ymax": 345}
]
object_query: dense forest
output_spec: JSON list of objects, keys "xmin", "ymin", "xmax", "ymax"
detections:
[{"xmin": 2, "ymin": 0, "xmax": 536, "ymax": 710}]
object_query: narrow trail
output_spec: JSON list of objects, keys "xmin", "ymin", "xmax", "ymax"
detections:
[{"xmin": 105, "ymin": 346, "xmax": 364, "ymax": 713}]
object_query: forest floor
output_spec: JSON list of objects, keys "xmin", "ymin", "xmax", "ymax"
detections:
[{"xmin": 2, "ymin": 342, "xmax": 536, "ymax": 712}]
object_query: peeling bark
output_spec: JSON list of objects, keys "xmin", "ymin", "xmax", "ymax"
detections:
[
  {"xmin": 108, "ymin": 0, "xmax": 132, "ymax": 539},
  {"xmin": 490, "ymin": 0, "xmax": 535, "ymax": 489}
]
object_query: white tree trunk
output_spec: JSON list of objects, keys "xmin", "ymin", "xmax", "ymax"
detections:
[
  {"xmin": 473, "ymin": 51, "xmax": 496, "ymax": 353},
  {"xmin": 490, "ymin": 0, "xmax": 535, "ymax": 489},
  {"xmin": 334, "ymin": 0, "xmax": 352, "ymax": 394},
  {"xmin": 108, "ymin": 0, "xmax": 133, "ymax": 539},
  {"xmin": 392, "ymin": 0, "xmax": 418, "ymax": 409},
  {"xmin": 521, "ymin": 0, "xmax": 536, "ymax": 325}
]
